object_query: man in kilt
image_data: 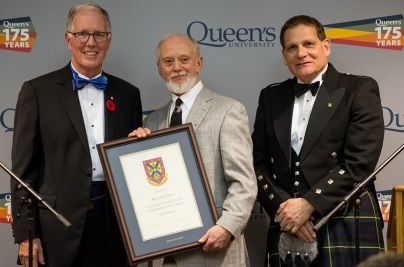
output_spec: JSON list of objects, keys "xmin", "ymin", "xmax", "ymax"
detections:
[{"xmin": 252, "ymin": 15, "xmax": 385, "ymax": 266}]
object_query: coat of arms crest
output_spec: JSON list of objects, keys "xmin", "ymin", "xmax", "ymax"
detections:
[{"xmin": 143, "ymin": 157, "xmax": 168, "ymax": 186}]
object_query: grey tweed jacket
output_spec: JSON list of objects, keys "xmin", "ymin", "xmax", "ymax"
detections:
[{"xmin": 145, "ymin": 87, "xmax": 257, "ymax": 267}]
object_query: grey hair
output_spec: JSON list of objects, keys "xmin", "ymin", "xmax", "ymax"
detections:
[
  {"xmin": 66, "ymin": 2, "xmax": 111, "ymax": 32},
  {"xmin": 155, "ymin": 33, "xmax": 200, "ymax": 61}
]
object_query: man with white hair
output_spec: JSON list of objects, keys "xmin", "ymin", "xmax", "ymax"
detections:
[
  {"xmin": 130, "ymin": 33, "xmax": 257, "ymax": 267},
  {"xmin": 11, "ymin": 3, "xmax": 142, "ymax": 266}
]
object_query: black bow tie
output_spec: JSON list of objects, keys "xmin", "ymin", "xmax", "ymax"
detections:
[{"xmin": 294, "ymin": 81, "xmax": 320, "ymax": 98}]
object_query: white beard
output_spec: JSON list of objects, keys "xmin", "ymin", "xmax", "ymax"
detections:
[{"xmin": 166, "ymin": 75, "xmax": 196, "ymax": 95}]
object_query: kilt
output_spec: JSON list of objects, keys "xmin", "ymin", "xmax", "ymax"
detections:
[{"xmin": 265, "ymin": 190, "xmax": 384, "ymax": 267}]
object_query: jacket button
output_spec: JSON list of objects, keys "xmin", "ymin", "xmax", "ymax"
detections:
[{"xmin": 86, "ymin": 171, "xmax": 92, "ymax": 177}]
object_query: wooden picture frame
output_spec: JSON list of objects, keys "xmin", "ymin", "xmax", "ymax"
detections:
[{"xmin": 97, "ymin": 123, "xmax": 218, "ymax": 265}]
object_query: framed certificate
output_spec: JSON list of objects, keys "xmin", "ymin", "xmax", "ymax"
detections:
[{"xmin": 97, "ymin": 123, "xmax": 218, "ymax": 265}]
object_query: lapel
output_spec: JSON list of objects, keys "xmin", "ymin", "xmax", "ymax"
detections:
[
  {"xmin": 103, "ymin": 72, "xmax": 116, "ymax": 141},
  {"xmin": 55, "ymin": 64, "xmax": 89, "ymax": 152},
  {"xmin": 186, "ymin": 87, "xmax": 214, "ymax": 132},
  {"xmin": 300, "ymin": 64, "xmax": 345, "ymax": 161},
  {"xmin": 272, "ymin": 79, "xmax": 295, "ymax": 167},
  {"xmin": 159, "ymin": 102, "xmax": 171, "ymax": 130}
]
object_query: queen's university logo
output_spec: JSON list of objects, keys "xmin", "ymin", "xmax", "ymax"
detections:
[
  {"xmin": 324, "ymin": 14, "xmax": 403, "ymax": 51},
  {"xmin": 0, "ymin": 17, "xmax": 37, "ymax": 52},
  {"xmin": 0, "ymin": 193, "xmax": 12, "ymax": 224},
  {"xmin": 143, "ymin": 157, "xmax": 168, "ymax": 186}
]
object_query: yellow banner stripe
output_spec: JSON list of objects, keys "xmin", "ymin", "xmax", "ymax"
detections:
[{"xmin": 325, "ymin": 28, "xmax": 375, "ymax": 39}]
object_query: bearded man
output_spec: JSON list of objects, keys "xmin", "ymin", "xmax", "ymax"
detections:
[{"xmin": 129, "ymin": 33, "xmax": 257, "ymax": 267}]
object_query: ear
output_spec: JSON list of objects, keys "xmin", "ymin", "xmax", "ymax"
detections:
[
  {"xmin": 323, "ymin": 39, "xmax": 331, "ymax": 57},
  {"xmin": 64, "ymin": 32, "xmax": 72, "ymax": 50},
  {"xmin": 281, "ymin": 49, "xmax": 288, "ymax": 65},
  {"xmin": 196, "ymin": 56, "xmax": 204, "ymax": 72},
  {"xmin": 106, "ymin": 34, "xmax": 112, "ymax": 49},
  {"xmin": 157, "ymin": 61, "xmax": 163, "ymax": 76}
]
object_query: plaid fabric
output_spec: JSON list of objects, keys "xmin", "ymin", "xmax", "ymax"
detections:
[{"xmin": 265, "ymin": 190, "xmax": 384, "ymax": 267}]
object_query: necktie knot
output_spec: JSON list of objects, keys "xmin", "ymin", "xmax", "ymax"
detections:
[
  {"xmin": 294, "ymin": 81, "xmax": 320, "ymax": 98},
  {"xmin": 71, "ymin": 69, "xmax": 108, "ymax": 91},
  {"xmin": 174, "ymin": 98, "xmax": 183, "ymax": 112},
  {"xmin": 170, "ymin": 98, "xmax": 183, "ymax": 127}
]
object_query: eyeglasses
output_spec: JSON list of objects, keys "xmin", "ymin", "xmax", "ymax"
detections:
[{"xmin": 67, "ymin": 31, "xmax": 110, "ymax": 42}]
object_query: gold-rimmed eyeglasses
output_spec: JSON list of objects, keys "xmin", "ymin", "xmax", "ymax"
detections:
[{"xmin": 67, "ymin": 31, "xmax": 111, "ymax": 42}]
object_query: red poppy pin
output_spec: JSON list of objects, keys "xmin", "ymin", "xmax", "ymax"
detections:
[{"xmin": 106, "ymin": 97, "xmax": 116, "ymax": 112}]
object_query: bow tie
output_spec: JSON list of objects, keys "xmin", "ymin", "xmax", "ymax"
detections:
[
  {"xmin": 294, "ymin": 81, "xmax": 320, "ymax": 98},
  {"xmin": 71, "ymin": 69, "xmax": 108, "ymax": 91}
]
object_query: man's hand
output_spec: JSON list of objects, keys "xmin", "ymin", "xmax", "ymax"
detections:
[
  {"xmin": 128, "ymin": 127, "xmax": 151, "ymax": 138},
  {"xmin": 276, "ymin": 198, "xmax": 315, "ymax": 234},
  {"xmin": 19, "ymin": 238, "xmax": 45, "ymax": 267},
  {"xmin": 198, "ymin": 225, "xmax": 232, "ymax": 252},
  {"xmin": 294, "ymin": 220, "xmax": 316, "ymax": 243}
]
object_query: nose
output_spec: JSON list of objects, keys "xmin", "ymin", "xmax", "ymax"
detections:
[
  {"xmin": 86, "ymin": 34, "xmax": 97, "ymax": 45},
  {"xmin": 172, "ymin": 60, "xmax": 182, "ymax": 72},
  {"xmin": 296, "ymin": 46, "xmax": 307, "ymax": 58}
]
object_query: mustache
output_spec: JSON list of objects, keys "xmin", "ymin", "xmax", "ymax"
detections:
[{"xmin": 170, "ymin": 73, "xmax": 187, "ymax": 79}]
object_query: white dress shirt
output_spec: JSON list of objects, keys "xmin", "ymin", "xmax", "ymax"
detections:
[
  {"xmin": 169, "ymin": 80, "xmax": 203, "ymax": 124},
  {"xmin": 72, "ymin": 64, "xmax": 105, "ymax": 181},
  {"xmin": 291, "ymin": 64, "xmax": 328, "ymax": 155}
]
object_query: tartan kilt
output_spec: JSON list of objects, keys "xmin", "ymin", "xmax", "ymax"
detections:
[{"xmin": 265, "ymin": 190, "xmax": 384, "ymax": 267}]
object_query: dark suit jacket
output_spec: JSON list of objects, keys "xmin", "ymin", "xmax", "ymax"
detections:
[
  {"xmin": 252, "ymin": 63, "xmax": 384, "ymax": 220},
  {"xmin": 11, "ymin": 64, "xmax": 142, "ymax": 267}
]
